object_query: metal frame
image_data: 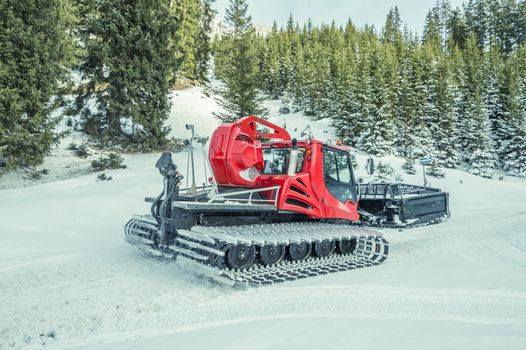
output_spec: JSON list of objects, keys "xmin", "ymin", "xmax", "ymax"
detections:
[
  {"xmin": 178, "ymin": 184, "xmax": 214, "ymax": 193},
  {"xmin": 208, "ymin": 185, "xmax": 281, "ymax": 207},
  {"xmin": 359, "ymin": 183, "xmax": 443, "ymax": 201},
  {"xmin": 358, "ymin": 182, "xmax": 450, "ymax": 224}
]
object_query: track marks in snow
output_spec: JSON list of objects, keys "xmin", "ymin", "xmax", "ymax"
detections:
[
  {"xmin": 0, "ymin": 250, "xmax": 162, "ymax": 293},
  {"xmin": 3, "ymin": 267, "xmax": 526, "ymax": 349},
  {"xmin": 2, "ymin": 227, "xmax": 526, "ymax": 349},
  {"xmin": 231, "ymin": 285, "xmax": 526, "ymax": 324}
]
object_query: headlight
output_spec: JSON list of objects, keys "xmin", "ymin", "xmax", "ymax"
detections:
[{"xmin": 239, "ymin": 166, "xmax": 259, "ymax": 181}]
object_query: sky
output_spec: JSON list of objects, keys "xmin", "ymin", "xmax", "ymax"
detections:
[{"xmin": 214, "ymin": 0, "xmax": 466, "ymax": 34}]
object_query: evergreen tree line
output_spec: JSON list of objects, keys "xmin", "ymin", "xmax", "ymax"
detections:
[
  {"xmin": 0, "ymin": 0, "xmax": 215, "ymax": 169},
  {"xmin": 216, "ymin": 0, "xmax": 526, "ymax": 177}
]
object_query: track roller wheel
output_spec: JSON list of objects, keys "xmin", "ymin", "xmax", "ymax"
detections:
[
  {"xmin": 288, "ymin": 242, "xmax": 312, "ymax": 261},
  {"xmin": 208, "ymin": 242, "xmax": 229, "ymax": 268},
  {"xmin": 313, "ymin": 240, "xmax": 335, "ymax": 257},
  {"xmin": 226, "ymin": 244, "xmax": 256, "ymax": 270},
  {"xmin": 337, "ymin": 238, "xmax": 357, "ymax": 255},
  {"xmin": 260, "ymin": 244, "xmax": 285, "ymax": 266}
]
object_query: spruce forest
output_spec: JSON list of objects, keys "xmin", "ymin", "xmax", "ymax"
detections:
[
  {"xmin": 231, "ymin": 0, "xmax": 526, "ymax": 178},
  {"xmin": 1, "ymin": 0, "xmax": 526, "ymax": 178}
]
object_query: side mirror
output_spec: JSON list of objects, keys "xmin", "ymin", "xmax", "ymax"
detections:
[
  {"xmin": 366, "ymin": 157, "xmax": 375, "ymax": 176},
  {"xmin": 356, "ymin": 178, "xmax": 364, "ymax": 199}
]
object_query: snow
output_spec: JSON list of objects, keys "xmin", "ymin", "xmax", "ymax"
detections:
[
  {"xmin": 168, "ymin": 88, "xmax": 222, "ymax": 140},
  {"xmin": 1, "ymin": 87, "xmax": 526, "ymax": 350},
  {"xmin": 0, "ymin": 88, "xmax": 221, "ymax": 190}
]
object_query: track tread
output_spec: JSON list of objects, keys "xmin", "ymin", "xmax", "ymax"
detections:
[{"xmin": 125, "ymin": 217, "xmax": 388, "ymax": 287}]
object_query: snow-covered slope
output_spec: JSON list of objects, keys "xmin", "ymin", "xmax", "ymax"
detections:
[{"xmin": 1, "ymin": 87, "xmax": 526, "ymax": 350}]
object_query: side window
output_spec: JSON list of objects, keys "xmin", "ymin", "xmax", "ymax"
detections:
[
  {"xmin": 262, "ymin": 148, "xmax": 306, "ymax": 174},
  {"xmin": 296, "ymin": 150, "xmax": 305, "ymax": 173},
  {"xmin": 335, "ymin": 152, "xmax": 351, "ymax": 183},
  {"xmin": 263, "ymin": 148, "xmax": 286, "ymax": 174},
  {"xmin": 324, "ymin": 149, "xmax": 352, "ymax": 183},
  {"xmin": 324, "ymin": 148, "xmax": 357, "ymax": 203},
  {"xmin": 324, "ymin": 150, "xmax": 337, "ymax": 181}
]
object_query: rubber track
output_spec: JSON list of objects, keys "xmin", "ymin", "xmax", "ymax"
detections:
[{"xmin": 125, "ymin": 216, "xmax": 389, "ymax": 287}]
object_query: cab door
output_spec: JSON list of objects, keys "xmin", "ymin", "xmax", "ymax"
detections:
[{"xmin": 322, "ymin": 147, "xmax": 360, "ymax": 221}]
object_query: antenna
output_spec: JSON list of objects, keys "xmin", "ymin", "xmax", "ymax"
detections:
[
  {"xmin": 197, "ymin": 136, "xmax": 210, "ymax": 187},
  {"xmin": 185, "ymin": 124, "xmax": 197, "ymax": 196}
]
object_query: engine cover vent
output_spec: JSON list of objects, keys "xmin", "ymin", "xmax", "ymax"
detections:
[{"xmin": 235, "ymin": 133, "xmax": 254, "ymax": 144}]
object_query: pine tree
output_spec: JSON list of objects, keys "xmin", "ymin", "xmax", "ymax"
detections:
[
  {"xmin": 279, "ymin": 14, "xmax": 297, "ymax": 93},
  {"xmin": 260, "ymin": 22, "xmax": 282, "ymax": 99},
  {"xmin": 290, "ymin": 30, "xmax": 306, "ymax": 111},
  {"xmin": 356, "ymin": 44, "xmax": 395, "ymax": 156},
  {"xmin": 213, "ymin": 0, "xmax": 267, "ymax": 122},
  {"xmin": 499, "ymin": 57, "xmax": 526, "ymax": 176},
  {"xmin": 74, "ymin": 0, "xmax": 179, "ymax": 149},
  {"xmin": 519, "ymin": 0, "xmax": 526, "ymax": 45},
  {"xmin": 421, "ymin": 44, "xmax": 442, "ymax": 161},
  {"xmin": 325, "ymin": 39, "xmax": 352, "ymax": 123},
  {"xmin": 426, "ymin": 159, "xmax": 446, "ymax": 177},
  {"xmin": 499, "ymin": 107, "xmax": 526, "ymax": 177},
  {"xmin": 402, "ymin": 158, "xmax": 416, "ymax": 174},
  {"xmin": 279, "ymin": 87, "xmax": 292, "ymax": 114},
  {"xmin": 395, "ymin": 48, "xmax": 435, "ymax": 159},
  {"xmin": 465, "ymin": 91, "xmax": 495, "ymax": 177},
  {"xmin": 458, "ymin": 33, "xmax": 484, "ymax": 155},
  {"xmin": 382, "ymin": 7, "xmax": 403, "ymax": 46},
  {"xmin": 333, "ymin": 82, "xmax": 358, "ymax": 147},
  {"xmin": 175, "ymin": 0, "xmax": 201, "ymax": 80},
  {"xmin": 489, "ymin": 0, "xmax": 521, "ymax": 54},
  {"xmin": 372, "ymin": 161, "xmax": 396, "ymax": 183},
  {"xmin": 449, "ymin": 44, "xmax": 469, "ymax": 155},
  {"xmin": 394, "ymin": 56, "xmax": 416, "ymax": 157},
  {"xmin": 481, "ymin": 46, "xmax": 507, "ymax": 156},
  {"xmin": 447, "ymin": 7, "xmax": 468, "ymax": 50},
  {"xmin": 422, "ymin": 10, "xmax": 442, "ymax": 49},
  {"xmin": 464, "ymin": 0, "xmax": 488, "ymax": 49},
  {"xmin": 194, "ymin": 0, "xmax": 216, "ymax": 82},
  {"xmin": 433, "ymin": 0, "xmax": 453, "ymax": 46},
  {"xmin": 433, "ymin": 55, "xmax": 460, "ymax": 167},
  {"xmin": 336, "ymin": 47, "xmax": 373, "ymax": 149},
  {"xmin": 300, "ymin": 33, "xmax": 319, "ymax": 116},
  {"xmin": 0, "ymin": 0, "xmax": 74, "ymax": 168},
  {"xmin": 469, "ymin": 149, "xmax": 495, "ymax": 178}
]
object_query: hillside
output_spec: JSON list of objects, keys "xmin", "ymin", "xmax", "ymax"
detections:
[{"xmin": 1, "ymin": 87, "xmax": 526, "ymax": 350}]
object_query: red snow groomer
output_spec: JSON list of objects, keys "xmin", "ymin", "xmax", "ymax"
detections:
[{"xmin": 125, "ymin": 116, "xmax": 449, "ymax": 286}]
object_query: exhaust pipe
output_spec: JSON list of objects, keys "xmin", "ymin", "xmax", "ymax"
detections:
[{"xmin": 287, "ymin": 138, "xmax": 298, "ymax": 177}]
